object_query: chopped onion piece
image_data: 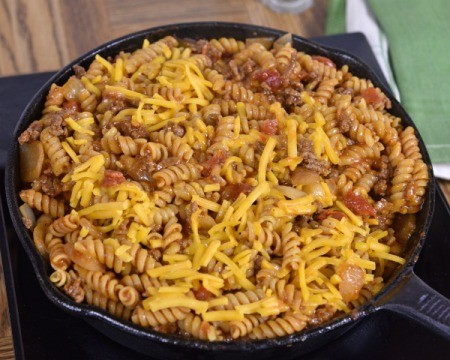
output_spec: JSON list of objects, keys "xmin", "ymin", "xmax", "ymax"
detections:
[
  {"xmin": 20, "ymin": 140, "xmax": 44, "ymax": 182},
  {"xmin": 325, "ymin": 179, "xmax": 337, "ymax": 196},
  {"xmin": 303, "ymin": 183, "xmax": 325, "ymax": 198},
  {"xmin": 291, "ymin": 167, "xmax": 321, "ymax": 186},
  {"xmin": 337, "ymin": 262, "xmax": 365, "ymax": 302},
  {"xmin": 246, "ymin": 37, "xmax": 274, "ymax": 49},
  {"xmin": 64, "ymin": 242, "xmax": 105, "ymax": 272},
  {"xmin": 19, "ymin": 203, "xmax": 36, "ymax": 229},
  {"xmin": 275, "ymin": 185, "xmax": 307, "ymax": 199},
  {"xmin": 273, "ymin": 33, "xmax": 293, "ymax": 51}
]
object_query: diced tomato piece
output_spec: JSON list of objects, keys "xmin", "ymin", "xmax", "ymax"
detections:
[
  {"xmin": 253, "ymin": 69, "xmax": 282, "ymax": 91},
  {"xmin": 102, "ymin": 170, "xmax": 126, "ymax": 187},
  {"xmin": 312, "ymin": 55, "xmax": 336, "ymax": 68},
  {"xmin": 221, "ymin": 183, "xmax": 253, "ymax": 201},
  {"xmin": 361, "ymin": 87, "xmax": 382, "ymax": 105},
  {"xmin": 261, "ymin": 119, "xmax": 278, "ymax": 135},
  {"xmin": 266, "ymin": 74, "xmax": 282, "ymax": 92},
  {"xmin": 253, "ymin": 68, "xmax": 273, "ymax": 82},
  {"xmin": 343, "ymin": 190, "xmax": 377, "ymax": 217},
  {"xmin": 317, "ymin": 210, "xmax": 345, "ymax": 221},
  {"xmin": 62, "ymin": 100, "xmax": 80, "ymax": 113},
  {"xmin": 201, "ymin": 150, "xmax": 228, "ymax": 177},
  {"xmin": 193, "ymin": 286, "xmax": 213, "ymax": 301}
]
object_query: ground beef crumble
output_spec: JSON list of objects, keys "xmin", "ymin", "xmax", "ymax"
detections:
[
  {"xmin": 72, "ymin": 65, "xmax": 86, "ymax": 78},
  {"xmin": 298, "ymin": 138, "xmax": 331, "ymax": 176},
  {"xmin": 63, "ymin": 278, "xmax": 85, "ymax": 303},
  {"xmin": 31, "ymin": 173, "xmax": 63, "ymax": 197},
  {"xmin": 18, "ymin": 120, "xmax": 43, "ymax": 144},
  {"xmin": 101, "ymin": 169, "xmax": 126, "ymax": 187},
  {"xmin": 164, "ymin": 121, "xmax": 185, "ymax": 137},
  {"xmin": 113, "ymin": 119, "xmax": 150, "ymax": 139}
]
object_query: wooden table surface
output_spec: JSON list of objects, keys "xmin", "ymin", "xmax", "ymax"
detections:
[{"xmin": 0, "ymin": 1, "xmax": 449, "ymax": 359}]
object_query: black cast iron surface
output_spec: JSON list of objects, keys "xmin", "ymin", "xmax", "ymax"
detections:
[{"xmin": 0, "ymin": 33, "xmax": 448, "ymax": 359}]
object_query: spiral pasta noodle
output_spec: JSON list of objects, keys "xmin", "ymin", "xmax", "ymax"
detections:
[
  {"xmin": 132, "ymin": 306, "xmax": 190, "ymax": 328},
  {"xmin": 249, "ymin": 312, "xmax": 308, "ymax": 339},
  {"xmin": 20, "ymin": 190, "xmax": 66, "ymax": 218},
  {"xmin": 40, "ymin": 127, "xmax": 71, "ymax": 176},
  {"xmin": 17, "ymin": 34, "xmax": 429, "ymax": 341},
  {"xmin": 45, "ymin": 232, "xmax": 71, "ymax": 270},
  {"xmin": 209, "ymin": 37, "xmax": 245, "ymax": 55},
  {"xmin": 85, "ymin": 288, "xmax": 132, "ymax": 320},
  {"xmin": 178, "ymin": 313, "xmax": 223, "ymax": 341},
  {"xmin": 78, "ymin": 238, "xmax": 132, "ymax": 275},
  {"xmin": 229, "ymin": 314, "xmax": 263, "ymax": 339},
  {"xmin": 149, "ymin": 130, "xmax": 194, "ymax": 161}
]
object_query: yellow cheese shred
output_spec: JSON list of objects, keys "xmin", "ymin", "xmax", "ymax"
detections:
[
  {"xmin": 258, "ymin": 137, "xmax": 277, "ymax": 184},
  {"xmin": 142, "ymin": 293, "xmax": 208, "ymax": 314}
]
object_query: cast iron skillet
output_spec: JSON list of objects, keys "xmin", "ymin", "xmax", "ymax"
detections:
[{"xmin": 5, "ymin": 22, "xmax": 450, "ymax": 359}]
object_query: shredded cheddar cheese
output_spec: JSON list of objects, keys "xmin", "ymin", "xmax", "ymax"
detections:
[
  {"xmin": 143, "ymin": 293, "xmax": 208, "ymax": 314},
  {"xmin": 258, "ymin": 137, "xmax": 277, "ymax": 184}
]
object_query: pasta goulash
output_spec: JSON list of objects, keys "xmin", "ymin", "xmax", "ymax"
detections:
[{"xmin": 17, "ymin": 35, "xmax": 429, "ymax": 340}]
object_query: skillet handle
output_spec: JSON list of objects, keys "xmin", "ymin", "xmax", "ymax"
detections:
[{"xmin": 377, "ymin": 271, "xmax": 450, "ymax": 338}]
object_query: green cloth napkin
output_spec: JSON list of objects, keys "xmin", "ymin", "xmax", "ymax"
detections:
[
  {"xmin": 325, "ymin": 0, "xmax": 346, "ymax": 35},
  {"xmin": 326, "ymin": 0, "xmax": 450, "ymax": 163}
]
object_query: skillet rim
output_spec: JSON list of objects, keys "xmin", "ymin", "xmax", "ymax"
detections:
[{"xmin": 5, "ymin": 21, "xmax": 435, "ymax": 352}]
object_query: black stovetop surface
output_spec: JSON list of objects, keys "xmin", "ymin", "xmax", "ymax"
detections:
[{"xmin": 0, "ymin": 33, "xmax": 449, "ymax": 359}]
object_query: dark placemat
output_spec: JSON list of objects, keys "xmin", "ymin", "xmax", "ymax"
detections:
[{"xmin": 0, "ymin": 33, "xmax": 449, "ymax": 360}]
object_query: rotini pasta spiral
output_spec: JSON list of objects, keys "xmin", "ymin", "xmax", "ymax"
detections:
[
  {"xmin": 101, "ymin": 127, "xmax": 146, "ymax": 156},
  {"xmin": 153, "ymin": 163, "xmax": 202, "ymax": 188},
  {"xmin": 336, "ymin": 95, "xmax": 377, "ymax": 146},
  {"xmin": 152, "ymin": 186, "xmax": 175, "ymax": 207},
  {"xmin": 44, "ymin": 84, "xmax": 64, "ymax": 109},
  {"xmin": 315, "ymin": 78, "xmax": 339, "ymax": 105},
  {"xmin": 120, "ymin": 273, "xmax": 169, "ymax": 294},
  {"xmin": 209, "ymin": 37, "xmax": 245, "ymax": 55},
  {"xmin": 40, "ymin": 127, "xmax": 71, "ymax": 176},
  {"xmin": 257, "ymin": 269, "xmax": 302, "ymax": 311},
  {"xmin": 298, "ymin": 53, "xmax": 346, "ymax": 81},
  {"xmin": 213, "ymin": 290, "xmax": 267, "ymax": 310},
  {"xmin": 78, "ymin": 238, "xmax": 132, "ymax": 275},
  {"xmin": 400, "ymin": 126, "xmax": 422, "ymax": 160},
  {"xmin": 85, "ymin": 288, "xmax": 132, "ymax": 321},
  {"xmin": 178, "ymin": 313, "xmax": 223, "ymax": 341},
  {"xmin": 45, "ymin": 232, "xmax": 71, "ymax": 271},
  {"xmin": 229, "ymin": 315, "xmax": 263, "ymax": 339},
  {"xmin": 77, "ymin": 268, "xmax": 123, "ymax": 302},
  {"xmin": 20, "ymin": 190, "xmax": 65, "ymax": 218},
  {"xmin": 33, "ymin": 214, "xmax": 53, "ymax": 257},
  {"xmin": 144, "ymin": 83, "xmax": 184, "ymax": 102},
  {"xmin": 275, "ymin": 42, "xmax": 296, "ymax": 73},
  {"xmin": 162, "ymin": 218, "xmax": 183, "ymax": 254},
  {"xmin": 249, "ymin": 312, "xmax": 308, "ymax": 339},
  {"xmin": 222, "ymin": 82, "xmax": 268, "ymax": 105},
  {"xmin": 213, "ymin": 99, "xmax": 271, "ymax": 121},
  {"xmin": 124, "ymin": 36, "xmax": 178, "ymax": 73},
  {"xmin": 390, "ymin": 158, "xmax": 415, "ymax": 213},
  {"xmin": 49, "ymin": 269, "xmax": 71, "ymax": 288},
  {"xmin": 132, "ymin": 306, "xmax": 190, "ymax": 328},
  {"xmin": 139, "ymin": 142, "xmax": 169, "ymax": 162},
  {"xmin": 149, "ymin": 130, "xmax": 194, "ymax": 161},
  {"xmin": 48, "ymin": 212, "xmax": 80, "ymax": 237},
  {"xmin": 280, "ymin": 224, "xmax": 301, "ymax": 270},
  {"xmin": 118, "ymin": 286, "xmax": 141, "ymax": 308}
]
